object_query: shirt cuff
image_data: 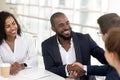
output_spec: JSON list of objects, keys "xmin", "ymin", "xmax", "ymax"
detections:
[
  {"xmin": 83, "ymin": 65, "xmax": 87, "ymax": 75},
  {"xmin": 65, "ymin": 65, "xmax": 70, "ymax": 76}
]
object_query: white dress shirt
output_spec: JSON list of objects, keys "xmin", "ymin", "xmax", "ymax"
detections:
[
  {"xmin": 0, "ymin": 32, "xmax": 38, "ymax": 68},
  {"xmin": 58, "ymin": 39, "xmax": 76, "ymax": 76}
]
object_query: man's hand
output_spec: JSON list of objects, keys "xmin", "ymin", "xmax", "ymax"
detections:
[
  {"xmin": 73, "ymin": 62, "xmax": 85, "ymax": 77},
  {"xmin": 68, "ymin": 62, "xmax": 86, "ymax": 77},
  {"xmin": 67, "ymin": 64, "xmax": 74, "ymax": 72}
]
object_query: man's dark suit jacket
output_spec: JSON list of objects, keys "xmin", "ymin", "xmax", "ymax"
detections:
[
  {"xmin": 42, "ymin": 31, "xmax": 107, "ymax": 80},
  {"xmin": 87, "ymin": 65, "xmax": 119, "ymax": 80}
]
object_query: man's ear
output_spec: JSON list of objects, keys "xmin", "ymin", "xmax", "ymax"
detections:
[
  {"xmin": 102, "ymin": 33, "xmax": 108, "ymax": 42},
  {"xmin": 110, "ymin": 52, "xmax": 116, "ymax": 60}
]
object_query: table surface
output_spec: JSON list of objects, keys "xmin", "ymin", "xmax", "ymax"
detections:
[{"xmin": 0, "ymin": 67, "xmax": 65, "ymax": 80}]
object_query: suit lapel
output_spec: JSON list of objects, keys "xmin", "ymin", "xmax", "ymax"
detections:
[
  {"xmin": 72, "ymin": 32, "xmax": 82, "ymax": 62},
  {"xmin": 52, "ymin": 36, "xmax": 63, "ymax": 65}
]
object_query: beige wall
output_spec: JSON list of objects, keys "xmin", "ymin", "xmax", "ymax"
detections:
[
  {"xmin": 0, "ymin": 0, "xmax": 9, "ymax": 11},
  {"xmin": 0, "ymin": 0, "xmax": 16, "ymax": 13}
]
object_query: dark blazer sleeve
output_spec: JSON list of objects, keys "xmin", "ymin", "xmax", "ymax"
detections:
[
  {"xmin": 87, "ymin": 34, "xmax": 107, "ymax": 64},
  {"xmin": 87, "ymin": 65, "xmax": 110, "ymax": 76},
  {"xmin": 87, "ymin": 65, "xmax": 120, "ymax": 80},
  {"xmin": 74, "ymin": 33, "xmax": 107, "ymax": 64},
  {"xmin": 41, "ymin": 37, "xmax": 66, "ymax": 78}
]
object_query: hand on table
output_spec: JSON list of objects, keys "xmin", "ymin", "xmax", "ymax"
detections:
[{"xmin": 10, "ymin": 62, "xmax": 25, "ymax": 75}]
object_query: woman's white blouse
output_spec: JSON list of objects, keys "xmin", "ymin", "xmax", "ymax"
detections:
[{"xmin": 0, "ymin": 33, "xmax": 38, "ymax": 68}]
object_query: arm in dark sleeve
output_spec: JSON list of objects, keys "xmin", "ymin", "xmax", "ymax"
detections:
[
  {"xmin": 87, "ymin": 65, "xmax": 120, "ymax": 80},
  {"xmin": 87, "ymin": 65, "xmax": 110, "ymax": 76},
  {"xmin": 87, "ymin": 34, "xmax": 108, "ymax": 64},
  {"xmin": 41, "ymin": 42, "xmax": 66, "ymax": 78}
]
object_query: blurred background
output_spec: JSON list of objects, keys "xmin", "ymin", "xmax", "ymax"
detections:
[{"xmin": 0, "ymin": 0, "xmax": 120, "ymax": 79}]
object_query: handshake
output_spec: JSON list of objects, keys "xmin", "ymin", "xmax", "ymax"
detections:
[{"xmin": 67, "ymin": 62, "xmax": 86, "ymax": 78}]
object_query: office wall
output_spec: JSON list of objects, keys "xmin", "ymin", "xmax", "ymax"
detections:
[
  {"xmin": 108, "ymin": 0, "xmax": 120, "ymax": 14},
  {"xmin": 0, "ymin": 0, "xmax": 9, "ymax": 11},
  {"xmin": 1, "ymin": 0, "xmax": 120, "ymax": 13},
  {"xmin": 0, "ymin": 0, "xmax": 15, "ymax": 13}
]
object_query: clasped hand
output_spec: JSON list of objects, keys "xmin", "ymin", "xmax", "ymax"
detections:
[
  {"xmin": 10, "ymin": 62, "xmax": 25, "ymax": 75},
  {"xmin": 67, "ymin": 62, "xmax": 86, "ymax": 78}
]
